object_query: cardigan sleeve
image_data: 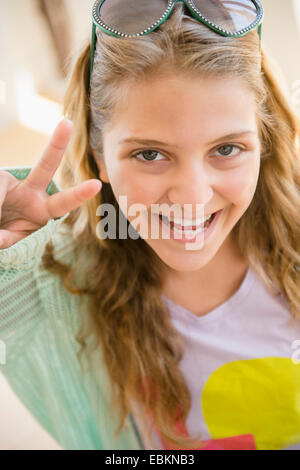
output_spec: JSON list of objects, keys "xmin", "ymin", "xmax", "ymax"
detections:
[
  {"xmin": 0, "ymin": 166, "xmax": 71, "ymax": 363},
  {"xmin": 0, "ymin": 166, "xmax": 143, "ymax": 450},
  {"xmin": 0, "ymin": 167, "xmax": 106, "ymax": 450}
]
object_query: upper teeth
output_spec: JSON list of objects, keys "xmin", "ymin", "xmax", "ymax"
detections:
[{"xmin": 162, "ymin": 214, "xmax": 212, "ymax": 226}]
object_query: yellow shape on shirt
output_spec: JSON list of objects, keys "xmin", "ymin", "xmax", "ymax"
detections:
[{"xmin": 201, "ymin": 357, "xmax": 300, "ymax": 450}]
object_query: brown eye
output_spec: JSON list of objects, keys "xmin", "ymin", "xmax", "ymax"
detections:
[
  {"xmin": 131, "ymin": 150, "xmax": 165, "ymax": 162},
  {"xmin": 212, "ymin": 145, "xmax": 244, "ymax": 159},
  {"xmin": 141, "ymin": 150, "xmax": 159, "ymax": 161},
  {"xmin": 219, "ymin": 145, "xmax": 234, "ymax": 156}
]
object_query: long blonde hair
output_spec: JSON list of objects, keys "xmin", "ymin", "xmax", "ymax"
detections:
[{"xmin": 42, "ymin": 3, "xmax": 300, "ymax": 449}]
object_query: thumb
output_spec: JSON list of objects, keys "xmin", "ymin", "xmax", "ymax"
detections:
[{"xmin": 0, "ymin": 229, "xmax": 30, "ymax": 249}]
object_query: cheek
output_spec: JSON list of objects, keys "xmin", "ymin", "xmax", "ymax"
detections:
[
  {"xmin": 109, "ymin": 168, "xmax": 158, "ymax": 208},
  {"xmin": 220, "ymin": 157, "xmax": 260, "ymax": 206}
]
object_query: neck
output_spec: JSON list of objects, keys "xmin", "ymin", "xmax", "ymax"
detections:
[{"xmin": 160, "ymin": 234, "xmax": 249, "ymax": 304}]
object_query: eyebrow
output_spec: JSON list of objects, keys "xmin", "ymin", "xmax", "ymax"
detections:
[{"xmin": 118, "ymin": 131, "xmax": 257, "ymax": 148}]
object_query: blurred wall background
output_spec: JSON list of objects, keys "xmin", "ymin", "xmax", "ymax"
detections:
[
  {"xmin": 0, "ymin": 0, "xmax": 300, "ymax": 450},
  {"xmin": 0, "ymin": 0, "xmax": 95, "ymax": 168}
]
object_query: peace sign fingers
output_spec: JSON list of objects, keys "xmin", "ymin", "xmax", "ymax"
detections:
[{"xmin": 25, "ymin": 119, "xmax": 73, "ymax": 192}]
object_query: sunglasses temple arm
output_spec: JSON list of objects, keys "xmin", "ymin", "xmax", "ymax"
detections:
[
  {"xmin": 258, "ymin": 23, "xmax": 262, "ymax": 53},
  {"xmin": 90, "ymin": 23, "xmax": 97, "ymax": 88}
]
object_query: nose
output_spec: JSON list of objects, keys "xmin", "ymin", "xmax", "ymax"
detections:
[{"xmin": 167, "ymin": 160, "xmax": 214, "ymax": 213}]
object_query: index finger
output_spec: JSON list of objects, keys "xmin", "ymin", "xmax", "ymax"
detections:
[{"xmin": 25, "ymin": 119, "xmax": 73, "ymax": 191}]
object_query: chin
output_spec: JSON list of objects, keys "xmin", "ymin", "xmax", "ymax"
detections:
[{"xmin": 150, "ymin": 246, "xmax": 216, "ymax": 273}]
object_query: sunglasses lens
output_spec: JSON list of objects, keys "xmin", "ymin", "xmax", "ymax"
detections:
[
  {"xmin": 98, "ymin": 0, "xmax": 259, "ymax": 35},
  {"xmin": 99, "ymin": 0, "xmax": 169, "ymax": 35},
  {"xmin": 192, "ymin": 0, "xmax": 258, "ymax": 33}
]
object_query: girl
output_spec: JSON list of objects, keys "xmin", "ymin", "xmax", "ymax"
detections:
[{"xmin": 1, "ymin": 0, "xmax": 300, "ymax": 450}]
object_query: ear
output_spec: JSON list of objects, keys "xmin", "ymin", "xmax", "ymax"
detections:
[{"xmin": 90, "ymin": 147, "xmax": 110, "ymax": 183}]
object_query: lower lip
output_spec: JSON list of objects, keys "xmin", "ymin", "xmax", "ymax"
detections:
[{"xmin": 156, "ymin": 209, "xmax": 223, "ymax": 244}]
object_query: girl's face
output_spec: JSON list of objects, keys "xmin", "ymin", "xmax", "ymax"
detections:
[{"xmin": 95, "ymin": 75, "xmax": 261, "ymax": 273}]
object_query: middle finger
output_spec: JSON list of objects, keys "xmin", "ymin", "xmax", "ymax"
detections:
[{"xmin": 25, "ymin": 119, "xmax": 73, "ymax": 191}]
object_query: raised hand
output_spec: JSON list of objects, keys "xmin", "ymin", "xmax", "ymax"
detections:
[{"xmin": 0, "ymin": 119, "xmax": 102, "ymax": 249}]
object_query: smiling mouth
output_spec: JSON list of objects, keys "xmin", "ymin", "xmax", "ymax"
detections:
[{"xmin": 157, "ymin": 211, "xmax": 218, "ymax": 232}]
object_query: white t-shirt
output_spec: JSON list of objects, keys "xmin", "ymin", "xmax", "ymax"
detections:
[{"xmin": 133, "ymin": 266, "xmax": 300, "ymax": 450}]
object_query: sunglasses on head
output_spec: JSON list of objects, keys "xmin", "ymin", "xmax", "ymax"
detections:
[{"xmin": 90, "ymin": 0, "xmax": 264, "ymax": 86}]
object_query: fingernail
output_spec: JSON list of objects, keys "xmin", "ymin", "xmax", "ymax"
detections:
[
  {"xmin": 61, "ymin": 118, "xmax": 73, "ymax": 128},
  {"xmin": 94, "ymin": 180, "xmax": 102, "ymax": 190}
]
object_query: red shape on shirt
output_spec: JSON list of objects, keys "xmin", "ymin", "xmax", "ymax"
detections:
[
  {"xmin": 157, "ymin": 422, "xmax": 257, "ymax": 450},
  {"xmin": 139, "ymin": 377, "xmax": 257, "ymax": 450}
]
